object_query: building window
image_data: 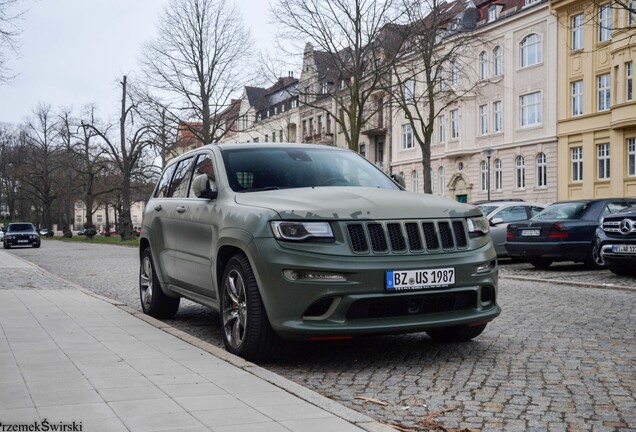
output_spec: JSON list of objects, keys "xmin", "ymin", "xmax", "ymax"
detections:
[
  {"xmin": 520, "ymin": 33, "xmax": 542, "ymax": 68},
  {"xmin": 572, "ymin": 14, "xmax": 584, "ymax": 50},
  {"xmin": 598, "ymin": 4, "xmax": 612, "ymax": 42},
  {"xmin": 438, "ymin": 66, "xmax": 446, "ymax": 90},
  {"xmin": 628, "ymin": 138, "xmax": 636, "ymax": 176},
  {"xmin": 479, "ymin": 51, "xmax": 488, "ymax": 80},
  {"xmin": 515, "ymin": 156, "xmax": 525, "ymax": 189},
  {"xmin": 572, "ymin": 80, "xmax": 584, "ymax": 116},
  {"xmin": 451, "ymin": 60, "xmax": 460, "ymax": 86},
  {"xmin": 265, "ymin": 134, "xmax": 269, "ymax": 142},
  {"xmin": 438, "ymin": 166, "xmax": 446, "ymax": 195},
  {"xmin": 480, "ymin": 160, "xmax": 488, "ymax": 192},
  {"xmin": 360, "ymin": 144, "xmax": 366, "ymax": 158},
  {"xmin": 493, "ymin": 101, "xmax": 502, "ymax": 132},
  {"xmin": 598, "ymin": 73, "xmax": 611, "ymax": 111},
  {"xmin": 494, "ymin": 158, "xmax": 502, "ymax": 191},
  {"xmin": 75, "ymin": 215, "xmax": 82, "ymax": 224},
  {"xmin": 402, "ymin": 124, "xmax": 413, "ymax": 149},
  {"xmin": 321, "ymin": 82, "xmax": 329, "ymax": 94},
  {"xmin": 493, "ymin": 46, "xmax": 503, "ymax": 76},
  {"xmin": 291, "ymin": 99, "xmax": 298, "ymax": 108},
  {"xmin": 450, "ymin": 109, "xmax": 459, "ymax": 138},
  {"xmin": 629, "ymin": 0, "xmax": 635, "ymax": 26},
  {"xmin": 405, "ymin": 79, "xmax": 415, "ymax": 101},
  {"xmin": 479, "ymin": 104, "xmax": 489, "ymax": 135},
  {"xmin": 438, "ymin": 114, "xmax": 446, "ymax": 143},
  {"xmin": 520, "ymin": 92, "xmax": 542, "ymax": 127},
  {"xmin": 627, "ymin": 62, "xmax": 633, "ymax": 101},
  {"xmin": 96, "ymin": 214, "xmax": 103, "ymax": 223},
  {"xmin": 597, "ymin": 143, "xmax": 610, "ymax": 179},
  {"xmin": 536, "ymin": 152, "xmax": 547, "ymax": 187},
  {"xmin": 571, "ymin": 147, "xmax": 583, "ymax": 181},
  {"xmin": 412, "ymin": 170, "xmax": 419, "ymax": 192},
  {"xmin": 326, "ymin": 115, "xmax": 331, "ymax": 134}
]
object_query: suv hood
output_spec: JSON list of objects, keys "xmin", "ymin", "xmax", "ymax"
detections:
[{"xmin": 234, "ymin": 187, "xmax": 477, "ymax": 220}]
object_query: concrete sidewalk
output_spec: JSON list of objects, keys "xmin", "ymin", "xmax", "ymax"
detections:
[{"xmin": 0, "ymin": 252, "xmax": 390, "ymax": 432}]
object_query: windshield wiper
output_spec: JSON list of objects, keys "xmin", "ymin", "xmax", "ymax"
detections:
[{"xmin": 241, "ymin": 186, "xmax": 282, "ymax": 192}]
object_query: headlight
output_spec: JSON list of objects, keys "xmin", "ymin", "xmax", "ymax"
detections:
[
  {"xmin": 467, "ymin": 216, "xmax": 489, "ymax": 236},
  {"xmin": 271, "ymin": 221, "xmax": 334, "ymax": 241}
]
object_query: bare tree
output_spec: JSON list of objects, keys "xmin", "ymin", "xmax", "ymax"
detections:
[
  {"xmin": 83, "ymin": 76, "xmax": 154, "ymax": 241},
  {"xmin": 270, "ymin": 0, "xmax": 406, "ymax": 151},
  {"xmin": 141, "ymin": 0, "xmax": 254, "ymax": 144},
  {"xmin": 0, "ymin": 0, "xmax": 23, "ymax": 83},
  {"xmin": 16, "ymin": 103, "xmax": 64, "ymax": 230},
  {"xmin": 389, "ymin": 0, "xmax": 485, "ymax": 193}
]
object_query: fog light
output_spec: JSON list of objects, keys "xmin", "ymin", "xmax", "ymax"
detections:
[
  {"xmin": 476, "ymin": 260, "xmax": 496, "ymax": 274},
  {"xmin": 283, "ymin": 270, "xmax": 346, "ymax": 282}
]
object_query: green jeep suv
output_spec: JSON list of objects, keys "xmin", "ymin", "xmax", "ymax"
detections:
[{"xmin": 140, "ymin": 143, "xmax": 500, "ymax": 361}]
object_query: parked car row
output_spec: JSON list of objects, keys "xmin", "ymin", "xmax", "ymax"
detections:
[{"xmin": 501, "ymin": 198, "xmax": 636, "ymax": 275}]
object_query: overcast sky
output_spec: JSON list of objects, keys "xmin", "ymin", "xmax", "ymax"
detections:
[{"xmin": 0, "ymin": 0, "xmax": 274, "ymax": 125}]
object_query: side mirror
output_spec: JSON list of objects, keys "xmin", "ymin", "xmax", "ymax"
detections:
[
  {"xmin": 490, "ymin": 217, "xmax": 504, "ymax": 226},
  {"xmin": 390, "ymin": 173, "xmax": 406, "ymax": 188},
  {"xmin": 198, "ymin": 188, "xmax": 218, "ymax": 200}
]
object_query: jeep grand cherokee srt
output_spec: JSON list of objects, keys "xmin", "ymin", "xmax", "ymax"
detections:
[{"xmin": 139, "ymin": 143, "xmax": 500, "ymax": 361}]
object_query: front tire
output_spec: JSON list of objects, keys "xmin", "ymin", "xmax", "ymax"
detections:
[
  {"xmin": 584, "ymin": 244, "xmax": 605, "ymax": 270},
  {"xmin": 426, "ymin": 323, "xmax": 487, "ymax": 342},
  {"xmin": 3, "ymin": 242, "xmax": 9, "ymax": 249},
  {"xmin": 32, "ymin": 242, "xmax": 40, "ymax": 248},
  {"xmin": 139, "ymin": 247, "xmax": 180, "ymax": 319},
  {"xmin": 608, "ymin": 265, "xmax": 634, "ymax": 276},
  {"xmin": 220, "ymin": 254, "xmax": 280, "ymax": 362}
]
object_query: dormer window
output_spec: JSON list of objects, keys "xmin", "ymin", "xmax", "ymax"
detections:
[
  {"xmin": 488, "ymin": 5, "xmax": 497, "ymax": 21},
  {"xmin": 321, "ymin": 82, "xmax": 329, "ymax": 94}
]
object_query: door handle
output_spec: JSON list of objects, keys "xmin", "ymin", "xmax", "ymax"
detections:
[
  {"xmin": 154, "ymin": 205, "xmax": 162, "ymax": 211},
  {"xmin": 176, "ymin": 206, "xmax": 186, "ymax": 213}
]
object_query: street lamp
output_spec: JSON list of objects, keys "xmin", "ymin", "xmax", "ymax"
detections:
[{"xmin": 484, "ymin": 148, "xmax": 493, "ymax": 201}]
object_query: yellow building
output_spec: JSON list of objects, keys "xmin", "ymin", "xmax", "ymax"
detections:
[{"xmin": 552, "ymin": 0, "xmax": 636, "ymax": 199}]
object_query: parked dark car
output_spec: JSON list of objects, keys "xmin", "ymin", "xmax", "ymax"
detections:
[
  {"xmin": 77, "ymin": 228, "xmax": 87, "ymax": 235},
  {"xmin": 505, "ymin": 198, "xmax": 636, "ymax": 269},
  {"xmin": 595, "ymin": 206, "xmax": 636, "ymax": 275},
  {"xmin": 3, "ymin": 222, "xmax": 41, "ymax": 249}
]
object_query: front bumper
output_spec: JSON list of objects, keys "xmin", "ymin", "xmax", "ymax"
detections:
[
  {"xmin": 248, "ymin": 238, "xmax": 500, "ymax": 340},
  {"xmin": 5, "ymin": 237, "xmax": 40, "ymax": 247},
  {"xmin": 600, "ymin": 244, "xmax": 636, "ymax": 267}
]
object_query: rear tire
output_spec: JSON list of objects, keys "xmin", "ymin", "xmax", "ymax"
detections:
[
  {"xmin": 139, "ymin": 247, "xmax": 180, "ymax": 319},
  {"xmin": 426, "ymin": 323, "xmax": 487, "ymax": 342},
  {"xmin": 220, "ymin": 254, "xmax": 280, "ymax": 362},
  {"xmin": 530, "ymin": 258, "xmax": 552, "ymax": 268},
  {"xmin": 584, "ymin": 244, "xmax": 605, "ymax": 270}
]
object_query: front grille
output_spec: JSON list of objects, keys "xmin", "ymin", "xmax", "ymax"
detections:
[
  {"xmin": 346, "ymin": 291, "xmax": 477, "ymax": 319},
  {"xmin": 603, "ymin": 217, "xmax": 636, "ymax": 238},
  {"xmin": 346, "ymin": 219, "xmax": 469, "ymax": 254}
]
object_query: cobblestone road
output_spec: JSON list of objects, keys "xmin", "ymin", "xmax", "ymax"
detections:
[{"xmin": 7, "ymin": 240, "xmax": 636, "ymax": 432}]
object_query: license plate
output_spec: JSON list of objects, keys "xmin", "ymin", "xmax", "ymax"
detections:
[
  {"xmin": 17, "ymin": 240, "xmax": 28, "ymax": 243},
  {"xmin": 521, "ymin": 229, "xmax": 541, "ymax": 237},
  {"xmin": 612, "ymin": 244, "xmax": 636, "ymax": 254},
  {"xmin": 386, "ymin": 268, "xmax": 455, "ymax": 291}
]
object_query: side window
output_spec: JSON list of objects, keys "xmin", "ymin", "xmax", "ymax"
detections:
[
  {"xmin": 155, "ymin": 164, "xmax": 177, "ymax": 198},
  {"xmin": 168, "ymin": 157, "xmax": 195, "ymax": 198},
  {"xmin": 190, "ymin": 154, "xmax": 217, "ymax": 198},
  {"xmin": 498, "ymin": 206, "xmax": 530, "ymax": 223},
  {"xmin": 530, "ymin": 206, "xmax": 544, "ymax": 217},
  {"xmin": 607, "ymin": 201, "xmax": 633, "ymax": 215}
]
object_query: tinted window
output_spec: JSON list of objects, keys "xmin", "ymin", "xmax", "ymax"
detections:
[
  {"xmin": 8, "ymin": 223, "xmax": 35, "ymax": 232},
  {"xmin": 530, "ymin": 206, "xmax": 544, "ymax": 217},
  {"xmin": 168, "ymin": 157, "xmax": 195, "ymax": 198},
  {"xmin": 155, "ymin": 164, "xmax": 177, "ymax": 198}
]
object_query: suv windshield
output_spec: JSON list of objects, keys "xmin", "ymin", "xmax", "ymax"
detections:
[
  {"xmin": 221, "ymin": 147, "xmax": 400, "ymax": 192},
  {"xmin": 8, "ymin": 223, "xmax": 35, "ymax": 232}
]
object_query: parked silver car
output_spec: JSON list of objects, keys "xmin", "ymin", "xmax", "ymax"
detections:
[{"xmin": 476, "ymin": 200, "xmax": 547, "ymax": 257}]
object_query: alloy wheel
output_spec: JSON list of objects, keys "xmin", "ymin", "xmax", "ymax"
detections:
[
  {"xmin": 222, "ymin": 268, "xmax": 248, "ymax": 349},
  {"xmin": 140, "ymin": 256, "xmax": 154, "ymax": 311}
]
